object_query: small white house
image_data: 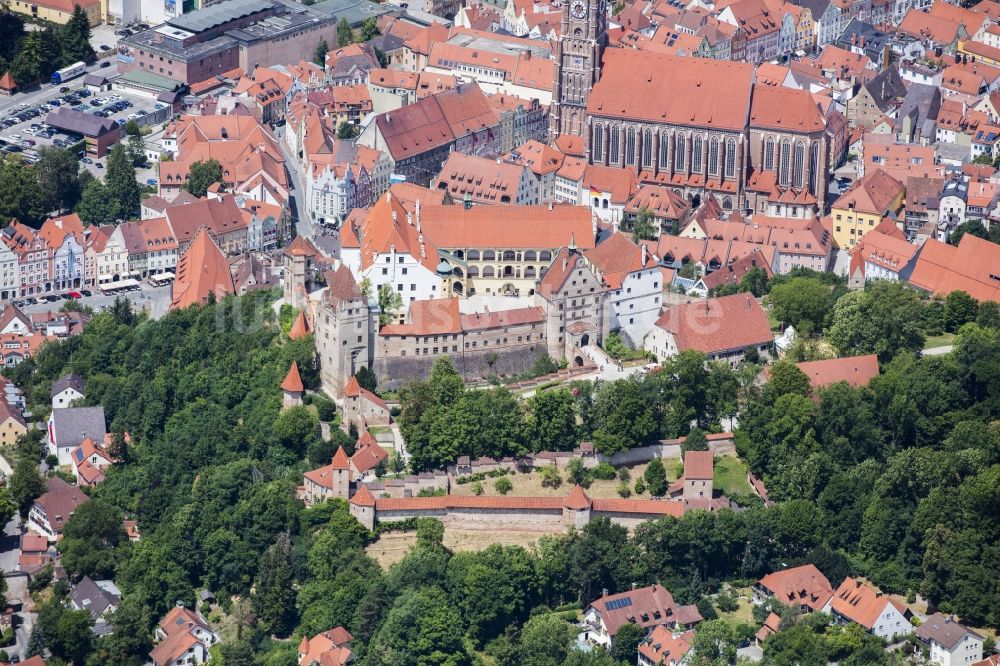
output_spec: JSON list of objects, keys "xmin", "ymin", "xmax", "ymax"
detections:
[
  {"xmin": 826, "ymin": 577, "xmax": 912, "ymax": 641},
  {"xmin": 51, "ymin": 374, "xmax": 85, "ymax": 409},
  {"xmin": 916, "ymin": 613, "xmax": 984, "ymax": 666}
]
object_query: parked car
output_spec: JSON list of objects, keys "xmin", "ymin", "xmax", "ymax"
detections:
[
  {"xmin": 146, "ymin": 178, "xmax": 158, "ymax": 186},
  {"xmin": 81, "ymin": 157, "xmax": 93, "ymax": 164},
  {"xmin": 95, "ymin": 162, "xmax": 103, "ymax": 169},
  {"xmin": 80, "ymin": 289, "xmax": 92, "ymax": 297},
  {"xmin": 77, "ymin": 89, "xmax": 91, "ymax": 97},
  {"xmin": 100, "ymin": 44, "xmax": 111, "ymax": 51},
  {"xmin": 67, "ymin": 291, "xmax": 83, "ymax": 299},
  {"xmin": 59, "ymin": 86, "xmax": 70, "ymax": 93},
  {"xmin": 100, "ymin": 61, "xmax": 111, "ymax": 68}
]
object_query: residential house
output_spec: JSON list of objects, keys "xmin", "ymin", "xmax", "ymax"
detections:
[
  {"xmin": 434, "ymin": 152, "xmax": 539, "ymax": 205},
  {"xmin": 622, "ymin": 185, "xmax": 692, "ymax": 236},
  {"xmin": 70, "ymin": 576, "xmax": 122, "ymax": 635},
  {"xmin": 170, "ymin": 229, "xmax": 236, "ymax": 310},
  {"xmin": 581, "ymin": 164, "xmax": 640, "ymax": 228},
  {"xmin": 826, "ymin": 577, "xmax": 911, "ymax": 641},
  {"xmin": 0, "ymin": 303, "xmax": 31, "ymax": 335},
  {"xmin": 27, "ymin": 476, "xmax": 89, "ymax": 542},
  {"xmin": 847, "ymin": 220, "xmax": 917, "ymax": 284},
  {"xmin": 298, "ymin": 626, "xmax": 355, "ymax": 666},
  {"xmin": 0, "ymin": 233, "xmax": 19, "ymax": 300},
  {"xmin": 753, "ymin": 564, "xmax": 834, "ymax": 613},
  {"xmin": 504, "ymin": 140, "xmax": 566, "ymax": 202},
  {"xmin": 51, "ymin": 373, "xmax": 85, "ymax": 409},
  {"xmin": 829, "ymin": 168, "xmax": 904, "ymax": 248},
  {"xmin": 644, "ymin": 294, "xmax": 773, "ymax": 366},
  {"xmin": 905, "ymin": 233, "xmax": 1000, "ymax": 301},
  {"xmin": 846, "ymin": 67, "xmax": 906, "ymax": 130},
  {"xmin": 916, "ymin": 613, "xmax": 984, "ymax": 666},
  {"xmin": 578, "ymin": 584, "xmax": 702, "ymax": 651},
  {"xmin": 637, "ymin": 627, "xmax": 694, "ymax": 666},
  {"xmin": 0, "ymin": 399, "xmax": 25, "ymax": 447},
  {"xmin": 582, "ymin": 233, "xmax": 662, "ymax": 345},
  {"xmin": 17, "ymin": 532, "xmax": 52, "ymax": 574},
  {"xmin": 793, "ymin": 354, "xmax": 880, "ymax": 391},
  {"xmin": 47, "ymin": 405, "xmax": 107, "ymax": 467},
  {"xmin": 150, "ymin": 606, "xmax": 219, "ymax": 666},
  {"xmin": 3, "ymin": 221, "xmax": 51, "ymax": 297},
  {"xmin": 72, "ymin": 436, "xmax": 116, "ymax": 487}
]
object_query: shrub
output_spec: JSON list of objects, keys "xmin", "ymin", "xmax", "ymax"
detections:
[
  {"xmin": 472, "ymin": 482, "xmax": 484, "ymax": 496},
  {"xmin": 540, "ymin": 464, "xmax": 562, "ymax": 489},
  {"xmin": 643, "ymin": 458, "xmax": 667, "ymax": 496},
  {"xmin": 567, "ymin": 458, "xmax": 590, "ymax": 487},
  {"xmin": 716, "ymin": 590, "xmax": 738, "ymax": 613},
  {"xmin": 616, "ymin": 481, "xmax": 631, "ymax": 498},
  {"xmin": 634, "ymin": 477, "xmax": 646, "ymax": 495},
  {"xmin": 312, "ymin": 394, "xmax": 336, "ymax": 422},
  {"xmin": 591, "ymin": 462, "xmax": 616, "ymax": 480},
  {"xmin": 495, "ymin": 477, "xmax": 513, "ymax": 495},
  {"xmin": 617, "ymin": 467, "xmax": 631, "ymax": 482}
]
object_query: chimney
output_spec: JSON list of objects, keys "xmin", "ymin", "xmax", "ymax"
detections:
[
  {"xmin": 392, "ymin": 211, "xmax": 397, "ymax": 222},
  {"xmin": 407, "ymin": 211, "xmax": 413, "ymax": 225},
  {"xmin": 641, "ymin": 242, "xmax": 648, "ymax": 265},
  {"xmin": 548, "ymin": 201, "xmax": 553, "ymax": 210},
  {"xmin": 746, "ymin": 296, "xmax": 752, "ymax": 309},
  {"xmin": 602, "ymin": 588, "xmax": 609, "ymax": 598}
]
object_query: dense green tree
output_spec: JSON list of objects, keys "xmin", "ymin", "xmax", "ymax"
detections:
[
  {"xmin": 643, "ymin": 458, "xmax": 667, "ymax": 496},
  {"xmin": 976, "ymin": 300, "xmax": 1000, "ymax": 329},
  {"xmin": 253, "ymin": 533, "xmax": 297, "ymax": 637},
  {"xmin": 8, "ymin": 455, "xmax": 45, "ymax": 518},
  {"xmin": 0, "ymin": 155, "xmax": 46, "ymax": 223},
  {"xmin": 691, "ymin": 619, "xmax": 737, "ymax": 665},
  {"xmin": 337, "ymin": 17, "xmax": 354, "ymax": 46},
  {"xmin": 768, "ymin": 277, "xmax": 831, "ymax": 336},
  {"xmin": 337, "ymin": 121, "xmax": 360, "ymax": 139},
  {"xmin": 354, "ymin": 366, "xmax": 377, "ymax": 393},
  {"xmin": 681, "ymin": 427, "xmax": 709, "ymax": 452},
  {"xmin": 612, "ymin": 621, "xmax": 644, "ymax": 661},
  {"xmin": 37, "ymin": 596, "xmax": 94, "ymax": 664},
  {"xmin": 527, "ymin": 389, "xmax": 577, "ymax": 451},
  {"xmin": 58, "ymin": 499, "xmax": 126, "ymax": 581},
  {"xmin": 590, "ymin": 378, "xmax": 657, "ymax": 454},
  {"xmin": 61, "ymin": 5, "xmax": 96, "ymax": 63},
  {"xmin": 76, "ymin": 179, "xmax": 119, "ymax": 226},
  {"xmin": 314, "ymin": 38, "xmax": 328, "ymax": 65},
  {"xmin": 631, "ymin": 207, "xmax": 657, "ymax": 240},
  {"xmin": 518, "ymin": 613, "xmax": 574, "ymax": 666},
  {"xmin": 183, "ymin": 159, "xmax": 223, "ymax": 198},
  {"xmin": 944, "ymin": 291, "xmax": 978, "ymax": 332},
  {"xmin": 105, "ymin": 143, "xmax": 142, "ymax": 219},
  {"xmin": 34, "ymin": 146, "xmax": 84, "ymax": 213},
  {"xmin": 763, "ymin": 360, "xmax": 812, "ymax": 402},
  {"xmin": 360, "ymin": 16, "xmax": 380, "ymax": 40},
  {"xmin": 827, "ymin": 282, "xmax": 926, "ymax": 362},
  {"xmin": 368, "ymin": 587, "xmax": 471, "ymax": 666},
  {"xmin": 377, "ymin": 282, "xmax": 403, "ymax": 325}
]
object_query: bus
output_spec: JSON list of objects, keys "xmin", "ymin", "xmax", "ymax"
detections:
[{"xmin": 50, "ymin": 62, "xmax": 87, "ymax": 86}]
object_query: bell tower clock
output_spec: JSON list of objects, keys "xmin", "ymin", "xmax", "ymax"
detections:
[{"xmin": 549, "ymin": 0, "xmax": 608, "ymax": 141}]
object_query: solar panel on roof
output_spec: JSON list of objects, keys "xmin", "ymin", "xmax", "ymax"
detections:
[{"xmin": 604, "ymin": 597, "xmax": 633, "ymax": 611}]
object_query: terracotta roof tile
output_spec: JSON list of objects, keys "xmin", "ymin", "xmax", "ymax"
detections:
[
  {"xmin": 830, "ymin": 577, "xmax": 907, "ymax": 629},
  {"xmin": 281, "ymin": 361, "xmax": 304, "ymax": 393},
  {"xmin": 757, "ymin": 564, "xmax": 833, "ymax": 611},
  {"xmin": 654, "ymin": 294, "xmax": 772, "ymax": 354},
  {"xmin": 683, "ymin": 451, "xmax": 713, "ymax": 480},
  {"xmin": 170, "ymin": 229, "xmax": 235, "ymax": 310}
]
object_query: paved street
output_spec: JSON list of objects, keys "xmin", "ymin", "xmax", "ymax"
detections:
[
  {"xmin": 274, "ymin": 126, "xmax": 314, "ymax": 239},
  {"xmin": 16, "ymin": 283, "xmax": 173, "ymax": 320}
]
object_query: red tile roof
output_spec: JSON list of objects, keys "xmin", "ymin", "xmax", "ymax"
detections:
[
  {"xmin": 832, "ymin": 168, "xmax": 903, "ymax": 216},
  {"xmin": 289, "ymin": 310, "xmax": 309, "ymax": 340},
  {"xmin": 589, "ymin": 51, "xmax": 753, "ymax": 131},
  {"xmin": 281, "ymin": 361, "xmax": 304, "ymax": 393},
  {"xmin": 331, "ymin": 445, "xmax": 350, "ymax": 470},
  {"xmin": 683, "ymin": 451, "xmax": 713, "ymax": 480},
  {"xmin": 794, "ymin": 354, "xmax": 879, "ymax": 390},
  {"xmin": 170, "ymin": 228, "xmax": 235, "ymax": 310},
  {"xmin": 589, "ymin": 584, "xmax": 702, "ymax": 637},
  {"xmin": 907, "ymin": 234, "xmax": 1000, "ymax": 302},
  {"xmin": 564, "ymin": 484, "xmax": 592, "ymax": 509},
  {"xmin": 654, "ymin": 294, "xmax": 772, "ymax": 355},
  {"xmin": 639, "ymin": 627, "xmax": 694, "ymax": 666},
  {"xmin": 757, "ymin": 564, "xmax": 833, "ymax": 611},
  {"xmin": 584, "ymin": 232, "xmax": 658, "ymax": 289},
  {"xmin": 349, "ymin": 484, "xmax": 377, "ymax": 507},
  {"xmin": 830, "ymin": 577, "xmax": 908, "ymax": 630},
  {"xmin": 351, "ymin": 442, "xmax": 388, "ymax": 475},
  {"xmin": 749, "ymin": 86, "xmax": 825, "ymax": 132}
]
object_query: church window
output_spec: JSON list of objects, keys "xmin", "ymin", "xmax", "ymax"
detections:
[
  {"xmin": 810, "ymin": 142, "xmax": 820, "ymax": 193},
  {"xmin": 725, "ymin": 139, "xmax": 737, "ymax": 178},
  {"xmin": 625, "ymin": 127, "xmax": 636, "ymax": 166},
  {"xmin": 642, "ymin": 129, "xmax": 653, "ymax": 168},
  {"xmin": 692, "ymin": 136, "xmax": 703, "ymax": 173},
  {"xmin": 764, "ymin": 136, "xmax": 775, "ymax": 170},
  {"xmin": 592, "ymin": 124, "xmax": 604, "ymax": 161},
  {"xmin": 793, "ymin": 141, "xmax": 805, "ymax": 188},
  {"xmin": 675, "ymin": 134, "xmax": 686, "ymax": 171},
  {"xmin": 779, "ymin": 139, "xmax": 791, "ymax": 186},
  {"xmin": 609, "ymin": 125, "xmax": 620, "ymax": 163},
  {"xmin": 708, "ymin": 137, "xmax": 719, "ymax": 175},
  {"xmin": 659, "ymin": 131, "xmax": 670, "ymax": 169}
]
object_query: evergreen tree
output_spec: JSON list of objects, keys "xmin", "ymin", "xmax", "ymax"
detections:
[
  {"xmin": 337, "ymin": 17, "xmax": 353, "ymax": 47},
  {"xmin": 60, "ymin": 5, "xmax": 96, "ymax": 64},
  {"xmin": 8, "ymin": 455, "xmax": 45, "ymax": 518},
  {"xmin": 643, "ymin": 457, "xmax": 667, "ymax": 497},
  {"xmin": 253, "ymin": 533, "xmax": 296, "ymax": 637},
  {"xmin": 314, "ymin": 38, "xmax": 328, "ymax": 65},
  {"xmin": 104, "ymin": 143, "xmax": 141, "ymax": 219},
  {"xmin": 10, "ymin": 31, "xmax": 46, "ymax": 85},
  {"xmin": 0, "ymin": 11, "xmax": 25, "ymax": 63},
  {"xmin": 34, "ymin": 146, "xmax": 83, "ymax": 213}
]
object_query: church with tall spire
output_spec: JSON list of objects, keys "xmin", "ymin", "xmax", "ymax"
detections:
[{"xmin": 548, "ymin": 0, "xmax": 608, "ymax": 141}]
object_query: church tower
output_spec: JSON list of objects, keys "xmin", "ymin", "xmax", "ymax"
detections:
[{"xmin": 549, "ymin": 0, "xmax": 608, "ymax": 141}]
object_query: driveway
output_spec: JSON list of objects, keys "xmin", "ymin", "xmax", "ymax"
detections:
[{"xmin": 0, "ymin": 515, "xmax": 21, "ymax": 575}]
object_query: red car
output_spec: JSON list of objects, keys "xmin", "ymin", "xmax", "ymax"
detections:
[{"xmin": 67, "ymin": 291, "xmax": 83, "ymax": 299}]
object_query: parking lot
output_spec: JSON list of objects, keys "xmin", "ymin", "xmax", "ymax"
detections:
[
  {"xmin": 0, "ymin": 86, "xmax": 168, "ymax": 178},
  {"xmin": 13, "ymin": 281, "xmax": 174, "ymax": 320}
]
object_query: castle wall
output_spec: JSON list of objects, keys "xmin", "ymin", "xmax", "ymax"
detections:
[{"xmin": 373, "ymin": 345, "xmax": 547, "ymax": 390}]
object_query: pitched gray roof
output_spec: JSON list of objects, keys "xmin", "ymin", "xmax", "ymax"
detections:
[
  {"xmin": 51, "ymin": 406, "xmax": 107, "ymax": 449},
  {"xmin": 916, "ymin": 613, "xmax": 982, "ymax": 650},
  {"xmin": 45, "ymin": 108, "xmax": 119, "ymax": 137},
  {"xmin": 51, "ymin": 374, "xmax": 86, "ymax": 399},
  {"xmin": 71, "ymin": 576, "xmax": 121, "ymax": 621}
]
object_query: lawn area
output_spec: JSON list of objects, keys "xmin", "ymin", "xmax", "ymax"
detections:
[
  {"xmin": 366, "ymin": 529, "xmax": 548, "ymax": 568},
  {"xmin": 923, "ymin": 332, "xmax": 956, "ymax": 349},
  {"xmin": 716, "ymin": 587, "xmax": 755, "ymax": 628},
  {"xmin": 714, "ymin": 456, "xmax": 753, "ymax": 497},
  {"xmin": 451, "ymin": 461, "xmax": 681, "ymax": 500}
]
